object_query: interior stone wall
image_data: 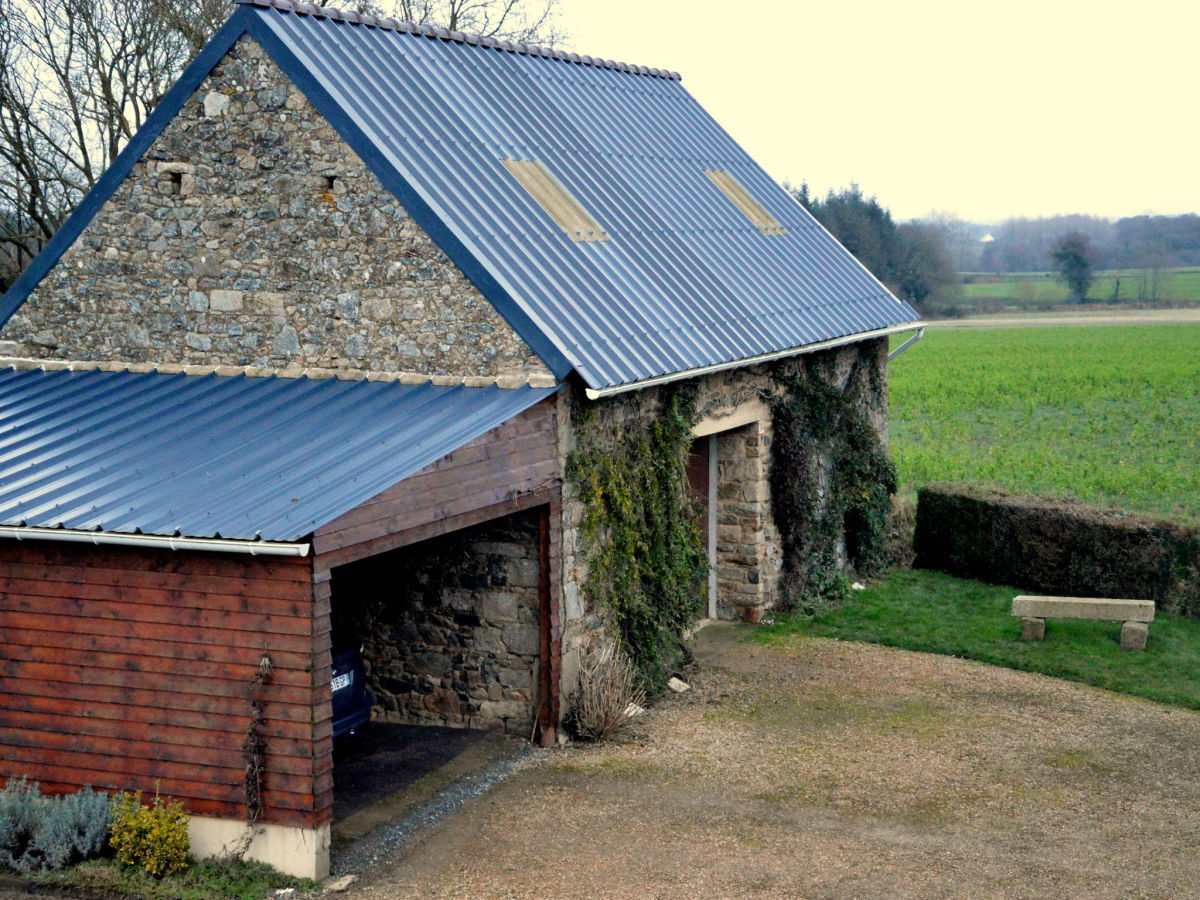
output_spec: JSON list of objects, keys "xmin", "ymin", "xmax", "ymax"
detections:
[
  {"xmin": 330, "ymin": 510, "xmax": 541, "ymax": 736},
  {"xmin": 4, "ymin": 36, "xmax": 549, "ymax": 381}
]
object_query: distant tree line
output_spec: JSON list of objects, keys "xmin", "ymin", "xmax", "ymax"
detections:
[
  {"xmin": 790, "ymin": 183, "xmax": 960, "ymax": 314},
  {"xmin": 787, "ymin": 180, "xmax": 1199, "ymax": 312},
  {"xmin": 978, "ymin": 213, "xmax": 1200, "ymax": 273}
]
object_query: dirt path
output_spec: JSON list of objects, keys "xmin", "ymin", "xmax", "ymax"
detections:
[
  {"xmin": 345, "ymin": 627, "xmax": 1200, "ymax": 899},
  {"xmin": 924, "ymin": 307, "xmax": 1200, "ymax": 329}
]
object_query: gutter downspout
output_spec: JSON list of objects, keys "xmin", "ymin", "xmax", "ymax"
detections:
[
  {"xmin": 0, "ymin": 525, "xmax": 310, "ymax": 557},
  {"xmin": 584, "ymin": 321, "xmax": 924, "ymax": 400},
  {"xmin": 887, "ymin": 326, "xmax": 926, "ymax": 361}
]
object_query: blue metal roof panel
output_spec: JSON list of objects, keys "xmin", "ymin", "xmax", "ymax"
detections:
[
  {"xmin": 0, "ymin": 2, "xmax": 920, "ymax": 391},
  {"xmin": 0, "ymin": 368, "xmax": 558, "ymax": 541},
  {"xmin": 247, "ymin": 6, "xmax": 919, "ymax": 390}
]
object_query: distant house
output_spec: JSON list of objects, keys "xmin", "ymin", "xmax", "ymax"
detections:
[{"xmin": 0, "ymin": 0, "xmax": 919, "ymax": 879}]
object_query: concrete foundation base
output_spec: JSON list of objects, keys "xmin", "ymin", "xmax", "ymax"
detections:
[{"xmin": 187, "ymin": 816, "xmax": 330, "ymax": 880}]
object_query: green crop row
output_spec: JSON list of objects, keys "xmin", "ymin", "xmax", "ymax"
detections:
[{"xmin": 888, "ymin": 324, "xmax": 1200, "ymax": 522}]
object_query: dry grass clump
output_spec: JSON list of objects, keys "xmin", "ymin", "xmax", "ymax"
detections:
[{"xmin": 569, "ymin": 638, "xmax": 645, "ymax": 742}]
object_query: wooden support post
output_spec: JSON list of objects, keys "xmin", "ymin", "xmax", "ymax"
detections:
[{"xmin": 536, "ymin": 505, "xmax": 557, "ymax": 747}]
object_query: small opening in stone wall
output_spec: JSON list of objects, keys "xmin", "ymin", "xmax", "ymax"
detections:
[
  {"xmin": 324, "ymin": 175, "xmax": 337, "ymax": 191},
  {"xmin": 169, "ymin": 171, "xmax": 183, "ymax": 195}
]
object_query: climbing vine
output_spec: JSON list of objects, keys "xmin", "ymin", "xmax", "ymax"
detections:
[
  {"xmin": 241, "ymin": 656, "xmax": 273, "ymax": 834},
  {"xmin": 566, "ymin": 383, "xmax": 708, "ymax": 691},
  {"xmin": 767, "ymin": 350, "xmax": 896, "ymax": 614}
]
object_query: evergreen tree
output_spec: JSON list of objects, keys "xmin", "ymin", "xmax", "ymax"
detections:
[
  {"xmin": 790, "ymin": 184, "xmax": 959, "ymax": 312},
  {"xmin": 1050, "ymin": 232, "xmax": 1098, "ymax": 302}
]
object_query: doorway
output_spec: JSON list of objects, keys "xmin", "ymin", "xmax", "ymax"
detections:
[{"xmin": 687, "ymin": 434, "xmax": 718, "ymax": 619}]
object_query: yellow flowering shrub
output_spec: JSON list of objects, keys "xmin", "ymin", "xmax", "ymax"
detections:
[{"xmin": 108, "ymin": 791, "xmax": 189, "ymax": 877}]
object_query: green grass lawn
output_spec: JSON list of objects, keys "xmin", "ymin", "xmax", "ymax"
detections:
[
  {"xmin": 888, "ymin": 323, "xmax": 1200, "ymax": 522},
  {"xmin": 757, "ymin": 570, "xmax": 1200, "ymax": 710},
  {"xmin": 960, "ymin": 266, "xmax": 1200, "ymax": 307}
]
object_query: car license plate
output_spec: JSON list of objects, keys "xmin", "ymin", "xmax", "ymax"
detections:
[{"xmin": 331, "ymin": 672, "xmax": 352, "ymax": 692}]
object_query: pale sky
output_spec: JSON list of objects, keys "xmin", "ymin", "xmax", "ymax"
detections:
[{"xmin": 555, "ymin": 0, "xmax": 1199, "ymax": 224}]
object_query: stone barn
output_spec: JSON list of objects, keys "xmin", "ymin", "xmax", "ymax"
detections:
[{"xmin": 0, "ymin": 0, "xmax": 920, "ymax": 878}]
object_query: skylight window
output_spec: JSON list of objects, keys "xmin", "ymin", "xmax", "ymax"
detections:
[
  {"xmin": 704, "ymin": 170, "xmax": 785, "ymax": 236},
  {"xmin": 502, "ymin": 159, "xmax": 608, "ymax": 242}
]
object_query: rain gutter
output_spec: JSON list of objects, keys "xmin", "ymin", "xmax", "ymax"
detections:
[
  {"xmin": 886, "ymin": 326, "xmax": 926, "ymax": 361},
  {"xmin": 583, "ymin": 321, "xmax": 925, "ymax": 400},
  {"xmin": 0, "ymin": 526, "xmax": 310, "ymax": 557}
]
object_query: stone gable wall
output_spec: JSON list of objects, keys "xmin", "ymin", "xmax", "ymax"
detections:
[{"xmin": 4, "ymin": 36, "xmax": 550, "ymax": 381}]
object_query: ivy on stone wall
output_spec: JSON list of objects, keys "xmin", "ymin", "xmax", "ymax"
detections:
[
  {"xmin": 767, "ymin": 351, "xmax": 896, "ymax": 613},
  {"xmin": 566, "ymin": 384, "xmax": 709, "ymax": 691}
]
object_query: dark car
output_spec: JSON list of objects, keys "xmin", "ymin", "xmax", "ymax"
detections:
[{"xmin": 331, "ymin": 644, "xmax": 372, "ymax": 739}]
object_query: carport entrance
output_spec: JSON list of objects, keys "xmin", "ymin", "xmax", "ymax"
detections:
[
  {"xmin": 328, "ymin": 722, "xmax": 534, "ymax": 845},
  {"xmin": 330, "ymin": 507, "xmax": 549, "ymax": 736},
  {"xmin": 325, "ymin": 507, "xmax": 553, "ymax": 832}
]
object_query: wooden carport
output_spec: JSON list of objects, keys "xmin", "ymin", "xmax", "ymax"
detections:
[{"xmin": 0, "ymin": 367, "xmax": 561, "ymax": 879}]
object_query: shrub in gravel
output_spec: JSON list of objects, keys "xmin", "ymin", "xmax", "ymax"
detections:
[{"xmin": 568, "ymin": 638, "xmax": 646, "ymax": 742}]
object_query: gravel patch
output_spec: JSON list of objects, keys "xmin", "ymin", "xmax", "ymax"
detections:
[
  {"xmin": 331, "ymin": 745, "xmax": 540, "ymax": 878},
  {"xmin": 344, "ymin": 629, "xmax": 1200, "ymax": 899}
]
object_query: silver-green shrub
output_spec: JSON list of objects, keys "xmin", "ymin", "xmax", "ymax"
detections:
[
  {"xmin": 0, "ymin": 778, "xmax": 111, "ymax": 872},
  {"xmin": 0, "ymin": 778, "xmax": 39, "ymax": 870}
]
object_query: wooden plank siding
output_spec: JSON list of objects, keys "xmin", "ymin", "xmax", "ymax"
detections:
[
  {"xmin": 0, "ymin": 539, "xmax": 324, "ymax": 830},
  {"xmin": 310, "ymin": 570, "xmax": 334, "ymax": 825},
  {"xmin": 313, "ymin": 397, "xmax": 560, "ymax": 567}
]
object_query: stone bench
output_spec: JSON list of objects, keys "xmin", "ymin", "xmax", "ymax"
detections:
[{"xmin": 1011, "ymin": 595, "xmax": 1155, "ymax": 651}]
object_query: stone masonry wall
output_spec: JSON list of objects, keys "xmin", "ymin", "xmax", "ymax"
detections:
[
  {"xmin": 4, "ymin": 36, "xmax": 550, "ymax": 381},
  {"xmin": 713, "ymin": 420, "xmax": 779, "ymax": 619},
  {"xmin": 556, "ymin": 339, "xmax": 888, "ymax": 690},
  {"xmin": 331, "ymin": 510, "xmax": 541, "ymax": 736}
]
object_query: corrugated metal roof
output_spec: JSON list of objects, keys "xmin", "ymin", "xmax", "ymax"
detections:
[
  {"xmin": 0, "ymin": 367, "xmax": 557, "ymax": 541},
  {"xmin": 0, "ymin": 1, "xmax": 920, "ymax": 392},
  {"xmin": 245, "ymin": 1, "xmax": 920, "ymax": 390},
  {"xmin": 243, "ymin": 0, "xmax": 683, "ymax": 80}
]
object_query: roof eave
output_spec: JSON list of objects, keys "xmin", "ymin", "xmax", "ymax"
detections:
[
  {"xmin": 0, "ymin": 525, "xmax": 310, "ymax": 557},
  {"xmin": 582, "ymin": 321, "xmax": 924, "ymax": 400}
]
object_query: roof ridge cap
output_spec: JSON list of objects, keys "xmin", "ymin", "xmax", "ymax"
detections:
[
  {"xmin": 0, "ymin": 356, "xmax": 558, "ymax": 389},
  {"xmin": 236, "ymin": 0, "xmax": 682, "ymax": 80}
]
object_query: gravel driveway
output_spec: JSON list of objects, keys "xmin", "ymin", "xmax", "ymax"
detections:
[{"xmin": 344, "ymin": 624, "xmax": 1200, "ymax": 899}]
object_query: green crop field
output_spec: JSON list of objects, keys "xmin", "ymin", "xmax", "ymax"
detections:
[
  {"xmin": 959, "ymin": 267, "xmax": 1200, "ymax": 309},
  {"xmin": 888, "ymin": 324, "xmax": 1200, "ymax": 522}
]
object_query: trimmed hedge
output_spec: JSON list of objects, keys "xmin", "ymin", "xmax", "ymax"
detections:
[{"xmin": 914, "ymin": 483, "xmax": 1200, "ymax": 618}]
